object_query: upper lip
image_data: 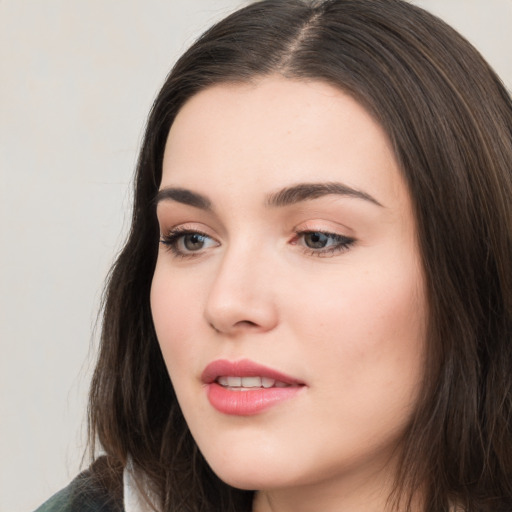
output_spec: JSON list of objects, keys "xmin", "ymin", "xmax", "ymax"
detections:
[{"xmin": 201, "ymin": 358, "xmax": 304, "ymax": 386}]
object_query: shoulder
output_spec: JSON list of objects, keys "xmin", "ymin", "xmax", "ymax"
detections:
[{"xmin": 34, "ymin": 458, "xmax": 124, "ymax": 512}]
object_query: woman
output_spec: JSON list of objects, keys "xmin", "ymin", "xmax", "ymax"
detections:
[{"xmin": 36, "ymin": 0, "xmax": 512, "ymax": 511}]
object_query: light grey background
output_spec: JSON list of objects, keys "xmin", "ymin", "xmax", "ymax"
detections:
[{"xmin": 1, "ymin": 1, "xmax": 511, "ymax": 511}]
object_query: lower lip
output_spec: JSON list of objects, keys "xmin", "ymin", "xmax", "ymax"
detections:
[{"xmin": 206, "ymin": 382, "xmax": 303, "ymax": 416}]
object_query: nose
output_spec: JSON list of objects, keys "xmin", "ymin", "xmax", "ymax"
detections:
[{"xmin": 204, "ymin": 243, "xmax": 278, "ymax": 336}]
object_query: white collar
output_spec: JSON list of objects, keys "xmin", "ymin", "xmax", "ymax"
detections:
[{"xmin": 123, "ymin": 460, "xmax": 159, "ymax": 512}]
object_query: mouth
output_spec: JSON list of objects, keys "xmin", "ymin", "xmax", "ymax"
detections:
[
  {"xmin": 202, "ymin": 359, "xmax": 305, "ymax": 415},
  {"xmin": 216, "ymin": 376, "xmax": 293, "ymax": 389},
  {"xmin": 201, "ymin": 358, "xmax": 303, "ymax": 386}
]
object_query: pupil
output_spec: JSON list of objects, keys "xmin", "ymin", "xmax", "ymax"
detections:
[
  {"xmin": 305, "ymin": 232, "xmax": 328, "ymax": 249},
  {"xmin": 184, "ymin": 234, "xmax": 204, "ymax": 251}
]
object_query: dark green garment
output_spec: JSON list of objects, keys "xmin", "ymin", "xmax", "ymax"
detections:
[{"xmin": 34, "ymin": 460, "xmax": 124, "ymax": 512}]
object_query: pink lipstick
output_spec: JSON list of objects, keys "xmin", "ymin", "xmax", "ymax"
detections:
[{"xmin": 202, "ymin": 359, "xmax": 305, "ymax": 416}]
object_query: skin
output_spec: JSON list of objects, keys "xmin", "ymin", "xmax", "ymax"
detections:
[{"xmin": 151, "ymin": 76, "xmax": 427, "ymax": 512}]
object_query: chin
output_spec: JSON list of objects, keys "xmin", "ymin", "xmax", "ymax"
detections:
[
  {"xmin": 211, "ymin": 465, "xmax": 288, "ymax": 492},
  {"xmin": 197, "ymin": 442, "xmax": 296, "ymax": 491},
  {"xmin": 202, "ymin": 445, "xmax": 326, "ymax": 493}
]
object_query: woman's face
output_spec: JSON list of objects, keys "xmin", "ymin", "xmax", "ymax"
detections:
[{"xmin": 151, "ymin": 77, "xmax": 426, "ymax": 506}]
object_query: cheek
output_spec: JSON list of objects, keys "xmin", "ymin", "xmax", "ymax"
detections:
[
  {"xmin": 150, "ymin": 267, "xmax": 204, "ymax": 370},
  {"xmin": 285, "ymin": 258, "xmax": 426, "ymax": 389}
]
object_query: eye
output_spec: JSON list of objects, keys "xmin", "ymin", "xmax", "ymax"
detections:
[
  {"xmin": 160, "ymin": 229, "xmax": 219, "ymax": 258},
  {"xmin": 303, "ymin": 232, "xmax": 332, "ymax": 249},
  {"xmin": 180, "ymin": 233, "xmax": 209, "ymax": 251},
  {"xmin": 293, "ymin": 230, "xmax": 355, "ymax": 257}
]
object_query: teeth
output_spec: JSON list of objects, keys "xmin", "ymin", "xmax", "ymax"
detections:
[
  {"xmin": 242, "ymin": 376, "xmax": 261, "ymax": 388},
  {"xmin": 227, "ymin": 376, "xmax": 241, "ymax": 387},
  {"xmin": 216, "ymin": 376, "xmax": 287, "ymax": 388},
  {"xmin": 261, "ymin": 377, "xmax": 275, "ymax": 388}
]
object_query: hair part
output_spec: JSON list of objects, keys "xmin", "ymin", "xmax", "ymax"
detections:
[{"xmin": 88, "ymin": 1, "xmax": 512, "ymax": 510}]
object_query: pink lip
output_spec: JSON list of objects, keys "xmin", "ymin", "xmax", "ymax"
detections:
[
  {"xmin": 201, "ymin": 359, "xmax": 302, "ymax": 385},
  {"xmin": 202, "ymin": 359, "xmax": 305, "ymax": 416}
]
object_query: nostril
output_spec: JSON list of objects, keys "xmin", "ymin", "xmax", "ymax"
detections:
[
  {"xmin": 234, "ymin": 320, "xmax": 259, "ymax": 328},
  {"xmin": 209, "ymin": 319, "xmax": 260, "ymax": 333}
]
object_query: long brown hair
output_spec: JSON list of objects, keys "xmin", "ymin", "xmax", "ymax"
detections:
[{"xmin": 88, "ymin": 1, "xmax": 512, "ymax": 510}]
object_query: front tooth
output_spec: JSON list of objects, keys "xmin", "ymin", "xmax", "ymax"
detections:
[
  {"xmin": 241, "ymin": 376, "xmax": 261, "ymax": 388},
  {"xmin": 218, "ymin": 376, "xmax": 229, "ymax": 386},
  {"xmin": 227, "ymin": 376, "xmax": 242, "ymax": 387},
  {"xmin": 261, "ymin": 377, "xmax": 275, "ymax": 388}
]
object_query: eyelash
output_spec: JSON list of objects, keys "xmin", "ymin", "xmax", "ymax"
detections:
[{"xmin": 159, "ymin": 228, "xmax": 355, "ymax": 259}]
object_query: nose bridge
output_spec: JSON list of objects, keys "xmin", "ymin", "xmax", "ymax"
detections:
[{"xmin": 204, "ymin": 236, "xmax": 277, "ymax": 334}]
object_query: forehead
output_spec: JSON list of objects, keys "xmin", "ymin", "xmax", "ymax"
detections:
[{"xmin": 161, "ymin": 77, "xmax": 407, "ymax": 210}]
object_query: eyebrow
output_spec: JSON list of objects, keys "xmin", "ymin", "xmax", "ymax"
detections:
[
  {"xmin": 266, "ymin": 182, "xmax": 383, "ymax": 208},
  {"xmin": 154, "ymin": 182, "xmax": 383, "ymax": 210},
  {"xmin": 155, "ymin": 187, "xmax": 212, "ymax": 210}
]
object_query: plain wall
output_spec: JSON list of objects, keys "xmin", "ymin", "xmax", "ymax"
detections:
[{"xmin": 1, "ymin": 1, "xmax": 511, "ymax": 511}]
